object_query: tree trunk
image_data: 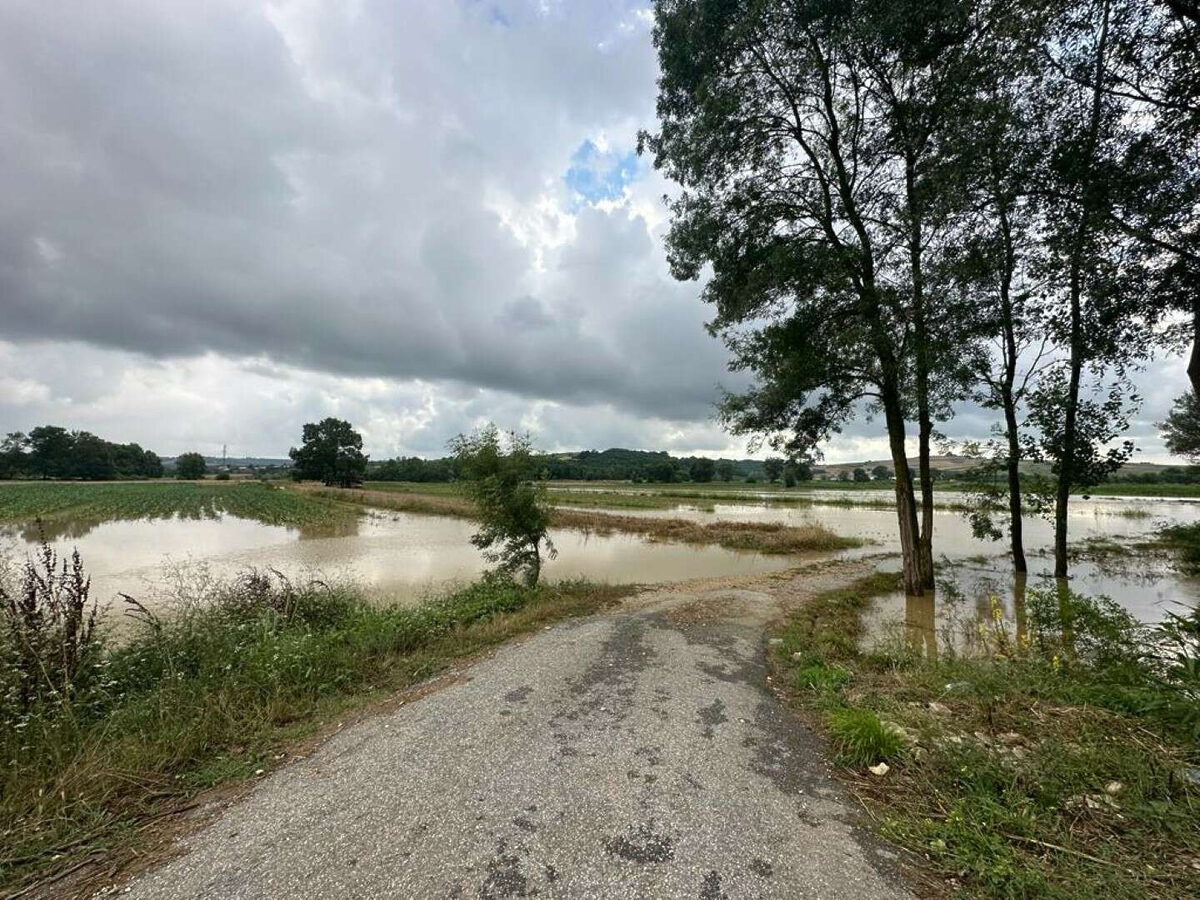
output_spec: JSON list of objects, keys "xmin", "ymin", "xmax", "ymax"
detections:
[
  {"xmin": 906, "ymin": 158, "xmax": 936, "ymax": 591},
  {"xmin": 1054, "ymin": 0, "xmax": 1111, "ymax": 580},
  {"xmin": 527, "ymin": 545, "xmax": 541, "ymax": 587},
  {"xmin": 882, "ymin": 381, "xmax": 924, "ymax": 596},
  {"xmin": 1055, "ymin": 271, "xmax": 1084, "ymax": 580},
  {"xmin": 1189, "ymin": 298, "xmax": 1200, "ymax": 398},
  {"xmin": 1003, "ymin": 394, "xmax": 1027, "ymax": 574},
  {"xmin": 996, "ymin": 201, "xmax": 1027, "ymax": 574}
]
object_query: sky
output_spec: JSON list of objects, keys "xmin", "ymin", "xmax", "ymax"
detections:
[{"xmin": 0, "ymin": 0, "xmax": 1190, "ymax": 462}]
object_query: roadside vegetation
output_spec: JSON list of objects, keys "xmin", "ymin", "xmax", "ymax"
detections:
[
  {"xmin": 0, "ymin": 481, "xmax": 360, "ymax": 530},
  {"xmin": 0, "ymin": 541, "xmax": 631, "ymax": 894},
  {"xmin": 773, "ymin": 575, "xmax": 1200, "ymax": 897}
]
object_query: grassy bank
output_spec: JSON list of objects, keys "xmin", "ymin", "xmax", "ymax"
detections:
[
  {"xmin": 0, "ymin": 481, "xmax": 359, "ymax": 530},
  {"xmin": 773, "ymin": 574, "xmax": 1200, "ymax": 897},
  {"xmin": 314, "ymin": 486, "xmax": 863, "ymax": 555},
  {"xmin": 0, "ymin": 548, "xmax": 631, "ymax": 895}
]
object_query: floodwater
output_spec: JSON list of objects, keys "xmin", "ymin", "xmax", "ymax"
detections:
[
  {"xmin": 0, "ymin": 510, "xmax": 798, "ymax": 619},
  {"xmin": 553, "ymin": 488, "xmax": 1200, "ymax": 637},
  {"xmin": 4, "ymin": 490, "xmax": 1197, "ymax": 637}
]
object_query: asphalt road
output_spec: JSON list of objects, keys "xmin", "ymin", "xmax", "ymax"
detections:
[{"xmin": 122, "ymin": 583, "xmax": 910, "ymax": 899}]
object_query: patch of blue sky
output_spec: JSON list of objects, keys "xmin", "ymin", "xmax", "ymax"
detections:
[
  {"xmin": 466, "ymin": 0, "xmax": 511, "ymax": 27},
  {"xmin": 563, "ymin": 139, "xmax": 642, "ymax": 208}
]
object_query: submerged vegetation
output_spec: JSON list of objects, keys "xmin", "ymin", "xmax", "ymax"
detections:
[
  {"xmin": 0, "ymin": 480, "xmax": 360, "ymax": 530},
  {"xmin": 313, "ymin": 484, "xmax": 862, "ymax": 555},
  {"xmin": 0, "ymin": 543, "xmax": 630, "ymax": 893},
  {"xmin": 774, "ymin": 575, "xmax": 1200, "ymax": 897}
]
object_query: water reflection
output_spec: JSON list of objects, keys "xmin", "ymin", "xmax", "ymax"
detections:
[
  {"xmin": 1, "ymin": 510, "xmax": 797, "ymax": 620},
  {"xmin": 1013, "ymin": 573, "xmax": 1028, "ymax": 649},
  {"xmin": 1, "ymin": 511, "xmax": 363, "ymax": 543},
  {"xmin": 866, "ymin": 554, "xmax": 1195, "ymax": 658},
  {"xmin": 904, "ymin": 591, "xmax": 937, "ymax": 661}
]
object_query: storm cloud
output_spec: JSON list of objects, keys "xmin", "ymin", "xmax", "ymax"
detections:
[{"xmin": 0, "ymin": 1, "xmax": 1189, "ymax": 459}]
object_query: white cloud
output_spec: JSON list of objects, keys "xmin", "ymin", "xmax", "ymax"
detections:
[{"xmin": 0, "ymin": 1, "xmax": 1191, "ymax": 464}]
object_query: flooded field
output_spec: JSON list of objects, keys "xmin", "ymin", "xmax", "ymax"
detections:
[
  {"xmin": 551, "ymin": 488, "xmax": 1200, "ymax": 639},
  {"xmin": 0, "ymin": 509, "xmax": 799, "ymax": 619},
  {"xmin": 4, "ymin": 486, "xmax": 1197, "ymax": 636}
]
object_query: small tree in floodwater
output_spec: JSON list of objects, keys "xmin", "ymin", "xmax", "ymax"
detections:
[{"xmin": 451, "ymin": 425, "xmax": 556, "ymax": 586}]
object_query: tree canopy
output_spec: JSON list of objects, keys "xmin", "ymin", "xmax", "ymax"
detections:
[
  {"xmin": 644, "ymin": 0, "xmax": 1198, "ymax": 588},
  {"xmin": 289, "ymin": 418, "xmax": 368, "ymax": 487},
  {"xmin": 174, "ymin": 452, "xmax": 207, "ymax": 480},
  {"xmin": 0, "ymin": 427, "xmax": 163, "ymax": 481},
  {"xmin": 450, "ymin": 425, "xmax": 556, "ymax": 586}
]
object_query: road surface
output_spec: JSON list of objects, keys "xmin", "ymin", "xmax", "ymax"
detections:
[{"xmin": 123, "ymin": 566, "xmax": 910, "ymax": 899}]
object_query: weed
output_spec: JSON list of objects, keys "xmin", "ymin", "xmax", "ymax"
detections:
[
  {"xmin": 826, "ymin": 707, "xmax": 905, "ymax": 765},
  {"xmin": 0, "ymin": 535, "xmax": 100, "ymax": 713},
  {"xmin": 0, "ymin": 546, "xmax": 631, "ymax": 893},
  {"xmin": 772, "ymin": 574, "xmax": 1200, "ymax": 897}
]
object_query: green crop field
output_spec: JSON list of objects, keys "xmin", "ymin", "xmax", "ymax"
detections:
[{"xmin": 0, "ymin": 481, "xmax": 359, "ymax": 529}]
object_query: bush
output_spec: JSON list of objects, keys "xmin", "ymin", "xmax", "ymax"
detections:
[{"xmin": 450, "ymin": 425, "xmax": 556, "ymax": 585}]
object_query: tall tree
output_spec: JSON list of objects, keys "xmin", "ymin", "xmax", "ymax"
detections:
[
  {"xmin": 1037, "ymin": 0, "xmax": 1163, "ymax": 578},
  {"xmin": 1103, "ymin": 1, "xmax": 1200, "ymax": 397},
  {"xmin": 174, "ymin": 452, "xmax": 207, "ymax": 480},
  {"xmin": 644, "ymin": 0, "xmax": 983, "ymax": 593},
  {"xmin": 69, "ymin": 432, "xmax": 115, "ymax": 481},
  {"xmin": 27, "ymin": 426, "xmax": 73, "ymax": 480},
  {"xmin": 762, "ymin": 459, "xmax": 785, "ymax": 484},
  {"xmin": 289, "ymin": 418, "xmax": 368, "ymax": 487},
  {"xmin": 690, "ymin": 457, "xmax": 717, "ymax": 482},
  {"xmin": 948, "ymin": 16, "xmax": 1049, "ymax": 574},
  {"xmin": 0, "ymin": 433, "xmax": 28, "ymax": 479},
  {"xmin": 1161, "ymin": 391, "xmax": 1200, "ymax": 460}
]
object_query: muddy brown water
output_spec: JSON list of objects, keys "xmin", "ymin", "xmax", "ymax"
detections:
[
  {"xmin": 0, "ymin": 511, "xmax": 800, "ymax": 621},
  {"xmin": 571, "ymin": 492, "xmax": 1200, "ymax": 648},
  {"xmin": 4, "ymin": 492, "xmax": 1197, "ymax": 634}
]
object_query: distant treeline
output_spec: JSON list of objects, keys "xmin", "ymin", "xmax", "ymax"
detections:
[
  {"xmin": 1, "ymin": 426, "xmax": 163, "ymax": 480},
  {"xmin": 369, "ymin": 448, "xmax": 776, "ymax": 484},
  {"xmin": 955, "ymin": 462, "xmax": 1200, "ymax": 486}
]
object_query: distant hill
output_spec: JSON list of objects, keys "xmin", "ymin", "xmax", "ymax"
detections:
[
  {"xmin": 537, "ymin": 448, "xmax": 765, "ymax": 481},
  {"xmin": 369, "ymin": 448, "xmax": 768, "ymax": 483}
]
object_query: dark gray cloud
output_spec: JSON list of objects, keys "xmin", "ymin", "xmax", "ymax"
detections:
[
  {"xmin": 0, "ymin": 1, "xmax": 1189, "ymax": 460},
  {"xmin": 0, "ymin": 0, "xmax": 730, "ymax": 421}
]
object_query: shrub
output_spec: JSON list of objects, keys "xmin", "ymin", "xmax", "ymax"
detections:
[{"xmin": 450, "ymin": 425, "xmax": 556, "ymax": 585}]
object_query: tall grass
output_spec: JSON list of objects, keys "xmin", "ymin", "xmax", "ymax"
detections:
[
  {"xmin": 773, "ymin": 575, "xmax": 1200, "ymax": 897},
  {"xmin": 0, "ymin": 546, "xmax": 628, "ymax": 892}
]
